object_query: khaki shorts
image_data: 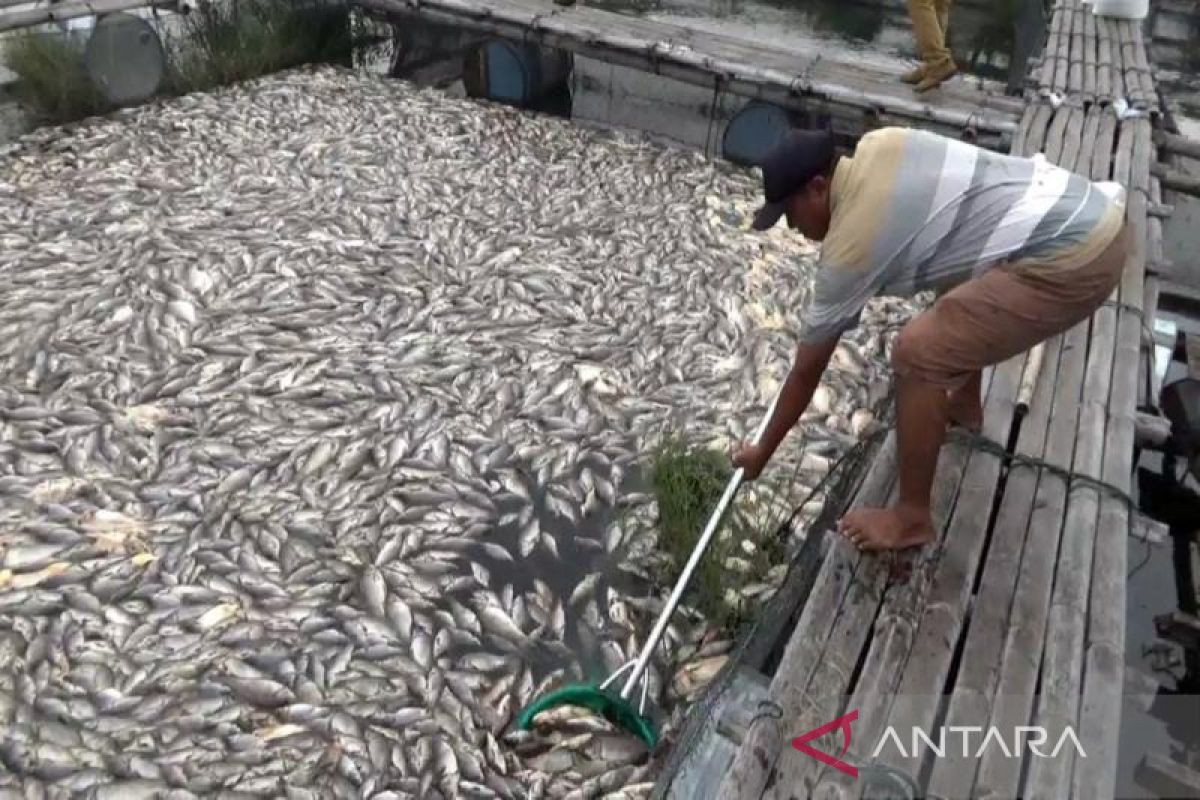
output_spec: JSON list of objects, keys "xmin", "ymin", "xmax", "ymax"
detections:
[{"xmin": 892, "ymin": 222, "xmax": 1131, "ymax": 390}]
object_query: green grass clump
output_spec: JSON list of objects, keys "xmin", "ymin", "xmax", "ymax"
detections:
[
  {"xmin": 1, "ymin": 0, "xmax": 357, "ymax": 127},
  {"xmin": 164, "ymin": 0, "xmax": 353, "ymax": 95},
  {"xmin": 648, "ymin": 432, "xmax": 788, "ymax": 631},
  {"xmin": 3, "ymin": 32, "xmax": 113, "ymax": 125}
]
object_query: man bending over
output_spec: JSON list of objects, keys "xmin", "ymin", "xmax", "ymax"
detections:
[{"xmin": 732, "ymin": 126, "xmax": 1128, "ymax": 551}]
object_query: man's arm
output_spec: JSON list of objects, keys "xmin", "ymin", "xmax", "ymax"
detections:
[{"xmin": 736, "ymin": 335, "xmax": 840, "ymax": 478}]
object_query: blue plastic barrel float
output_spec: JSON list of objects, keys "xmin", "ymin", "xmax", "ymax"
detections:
[
  {"xmin": 721, "ymin": 101, "xmax": 797, "ymax": 167},
  {"xmin": 463, "ymin": 39, "xmax": 573, "ymax": 109}
]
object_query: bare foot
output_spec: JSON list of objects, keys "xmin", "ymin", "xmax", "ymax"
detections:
[
  {"xmin": 838, "ymin": 505, "xmax": 935, "ymax": 551},
  {"xmin": 947, "ymin": 390, "xmax": 983, "ymax": 433}
]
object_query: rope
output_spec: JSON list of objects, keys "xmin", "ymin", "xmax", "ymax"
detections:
[
  {"xmin": 657, "ymin": 392, "xmax": 1151, "ymax": 796},
  {"xmin": 703, "ymin": 77, "xmax": 722, "ymax": 161}
]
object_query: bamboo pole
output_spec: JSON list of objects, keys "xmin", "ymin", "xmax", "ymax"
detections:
[
  {"xmin": 1096, "ymin": 14, "xmax": 1112, "ymax": 100},
  {"xmin": 1131, "ymin": 20, "xmax": 1157, "ymax": 112},
  {"xmin": 1067, "ymin": 2, "xmax": 1083, "ymax": 97},
  {"xmin": 1154, "ymin": 130, "xmax": 1200, "ymax": 161},
  {"xmin": 1053, "ymin": 6, "xmax": 1074, "ymax": 93},
  {"xmin": 1042, "ymin": 105, "xmax": 1073, "ymax": 165},
  {"xmin": 1105, "ymin": 19, "xmax": 1126, "ymax": 101},
  {"xmin": 1074, "ymin": 106, "xmax": 1101, "ymax": 179},
  {"xmin": 1151, "ymin": 163, "xmax": 1200, "ymax": 198},
  {"xmin": 1037, "ymin": 0, "xmax": 1066, "ymax": 91},
  {"xmin": 1074, "ymin": 150, "xmax": 1149, "ymax": 800},
  {"xmin": 0, "ymin": 0, "xmax": 177, "ymax": 31},
  {"xmin": 1092, "ymin": 107, "xmax": 1117, "ymax": 181},
  {"xmin": 1016, "ymin": 342, "xmax": 1046, "ymax": 415},
  {"xmin": 1117, "ymin": 21, "xmax": 1146, "ymax": 107},
  {"xmin": 1082, "ymin": 7, "xmax": 1096, "ymax": 103}
]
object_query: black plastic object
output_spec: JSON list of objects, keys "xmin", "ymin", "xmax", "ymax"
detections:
[
  {"xmin": 1161, "ymin": 377, "xmax": 1200, "ymax": 480},
  {"xmin": 84, "ymin": 12, "xmax": 166, "ymax": 106}
]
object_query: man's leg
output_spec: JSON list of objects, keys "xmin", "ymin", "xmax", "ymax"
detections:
[
  {"xmin": 903, "ymin": 0, "xmax": 939, "ymax": 84},
  {"xmin": 840, "ymin": 222, "xmax": 1130, "ymax": 551},
  {"xmin": 840, "ymin": 313, "xmax": 947, "ymax": 550},
  {"xmin": 908, "ymin": 0, "xmax": 957, "ymax": 92},
  {"xmin": 948, "ymin": 368, "xmax": 983, "ymax": 432},
  {"xmin": 935, "ymin": 0, "xmax": 951, "ymax": 48}
]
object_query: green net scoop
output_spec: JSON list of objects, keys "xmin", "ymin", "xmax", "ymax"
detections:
[{"xmin": 515, "ymin": 684, "xmax": 659, "ymax": 749}]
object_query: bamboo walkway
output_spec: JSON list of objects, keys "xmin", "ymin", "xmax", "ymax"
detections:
[
  {"xmin": 647, "ymin": 1, "xmax": 1172, "ymax": 798},
  {"xmin": 354, "ymin": 0, "xmax": 1024, "ymax": 143}
]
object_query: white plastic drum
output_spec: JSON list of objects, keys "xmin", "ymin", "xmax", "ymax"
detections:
[{"xmin": 1090, "ymin": 0, "xmax": 1148, "ymax": 20}]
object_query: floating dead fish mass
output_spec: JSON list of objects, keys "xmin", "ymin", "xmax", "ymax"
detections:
[{"xmin": 0, "ymin": 65, "xmax": 915, "ymax": 798}]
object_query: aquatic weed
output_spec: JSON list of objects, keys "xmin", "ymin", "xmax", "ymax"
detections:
[
  {"xmin": 2, "ymin": 31, "xmax": 112, "ymax": 125},
  {"xmin": 646, "ymin": 431, "xmax": 790, "ymax": 630}
]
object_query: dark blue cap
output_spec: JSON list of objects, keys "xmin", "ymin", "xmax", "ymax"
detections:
[{"xmin": 751, "ymin": 128, "xmax": 837, "ymax": 231}]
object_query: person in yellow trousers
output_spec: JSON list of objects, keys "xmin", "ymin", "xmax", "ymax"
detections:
[{"xmin": 903, "ymin": 0, "xmax": 957, "ymax": 92}]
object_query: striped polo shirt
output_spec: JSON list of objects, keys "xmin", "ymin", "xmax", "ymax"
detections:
[{"xmin": 799, "ymin": 126, "xmax": 1127, "ymax": 344}]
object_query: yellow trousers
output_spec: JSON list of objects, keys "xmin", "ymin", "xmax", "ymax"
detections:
[{"xmin": 908, "ymin": 0, "xmax": 953, "ymax": 66}]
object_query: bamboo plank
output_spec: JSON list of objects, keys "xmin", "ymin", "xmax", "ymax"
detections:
[
  {"xmin": 925, "ymin": 335, "xmax": 1063, "ymax": 799},
  {"xmin": 1155, "ymin": 129, "xmax": 1200, "ymax": 161},
  {"xmin": 764, "ymin": 493, "xmax": 954, "ymax": 795},
  {"xmin": 1073, "ymin": 106, "xmax": 1102, "ymax": 180},
  {"xmin": 1010, "ymin": 106, "xmax": 1039, "ymax": 159},
  {"xmin": 971, "ymin": 315, "xmax": 1092, "ymax": 798},
  {"xmin": 1149, "ymin": 177, "xmax": 1165, "ymax": 265},
  {"xmin": 1020, "ymin": 485, "xmax": 1100, "ymax": 798},
  {"xmin": 1131, "ymin": 23, "xmax": 1158, "ymax": 112},
  {"xmin": 974, "ymin": 93, "xmax": 1119, "ymax": 798},
  {"xmin": 1117, "ymin": 22, "xmax": 1146, "ymax": 107},
  {"xmin": 1024, "ymin": 122, "xmax": 1144, "ymax": 800},
  {"xmin": 1103, "ymin": 19, "xmax": 1126, "ymax": 101},
  {"xmin": 1096, "ymin": 17, "xmax": 1112, "ymax": 101},
  {"xmin": 1042, "ymin": 107, "xmax": 1073, "ymax": 166},
  {"xmin": 1038, "ymin": 0, "xmax": 1066, "ymax": 91},
  {"xmin": 1068, "ymin": 3, "xmax": 1084, "ymax": 97},
  {"xmin": 1071, "ymin": 168, "xmax": 1149, "ymax": 800},
  {"xmin": 1092, "ymin": 112, "xmax": 1117, "ymax": 181},
  {"xmin": 1019, "ymin": 103, "xmax": 1055, "ymax": 157},
  {"xmin": 1082, "ymin": 8, "xmax": 1097, "ymax": 102},
  {"xmin": 1131, "ymin": 117, "xmax": 1153, "ymax": 197},
  {"xmin": 1151, "ymin": 163, "xmax": 1200, "ymax": 198},
  {"xmin": 762, "ymin": 371, "xmax": 1003, "ymax": 798},
  {"xmin": 1113, "ymin": 117, "xmax": 1135, "ymax": 189},
  {"xmin": 1121, "ymin": 128, "xmax": 1151, "ymax": 311},
  {"xmin": 1056, "ymin": 107, "xmax": 1087, "ymax": 171},
  {"xmin": 1135, "ymin": 753, "xmax": 1200, "ymax": 797},
  {"xmin": 836, "ymin": 356, "xmax": 1025, "ymax": 794},
  {"xmin": 1053, "ymin": 7, "xmax": 1074, "ymax": 93},
  {"xmin": 717, "ymin": 438, "xmax": 900, "ymax": 800}
]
